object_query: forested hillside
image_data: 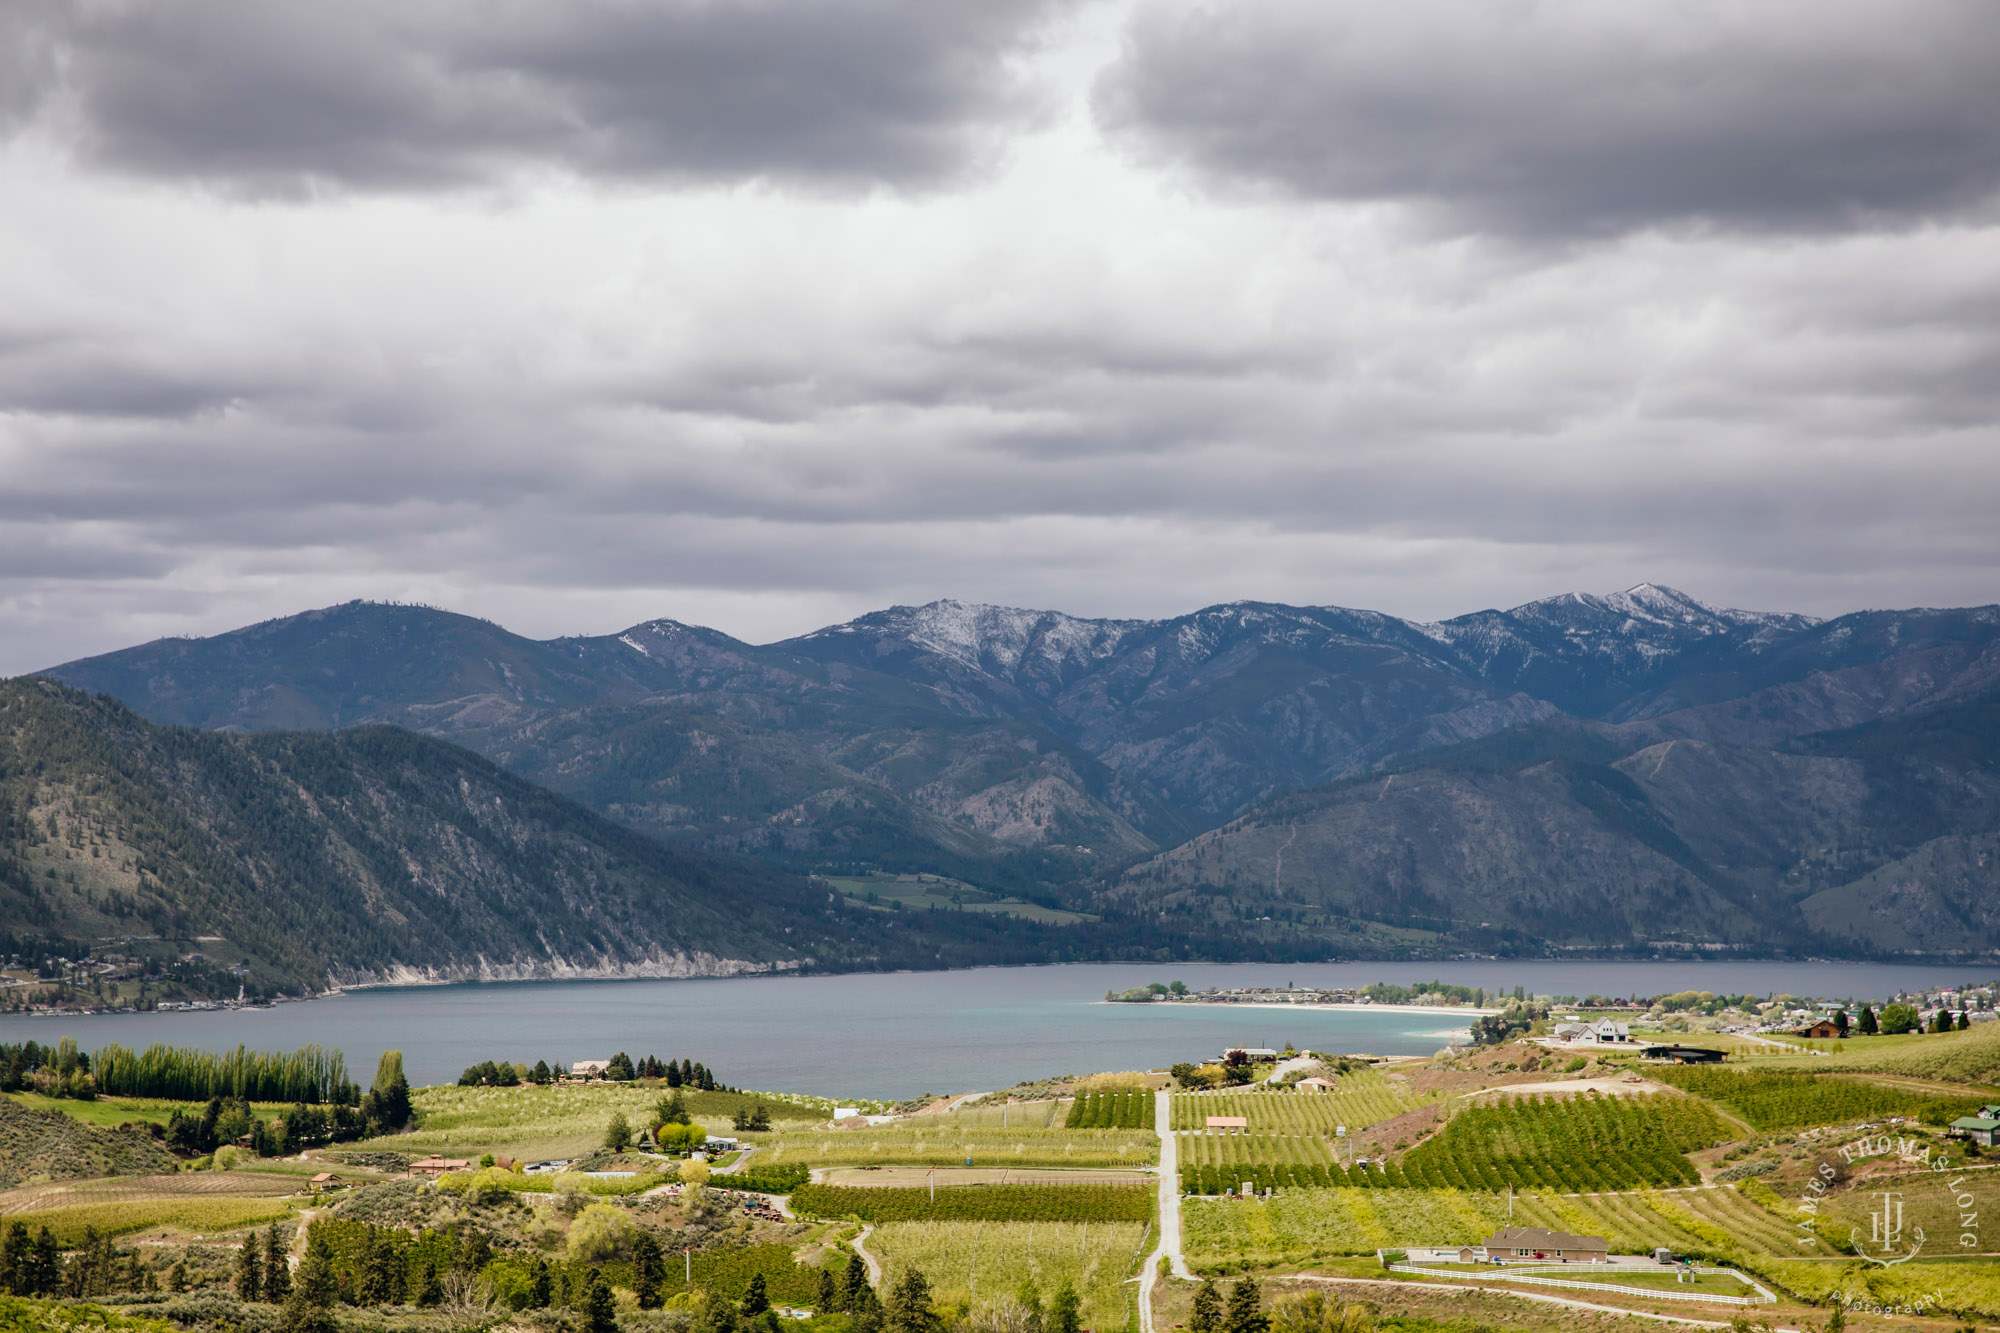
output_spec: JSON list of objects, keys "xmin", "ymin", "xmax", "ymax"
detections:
[{"xmin": 0, "ymin": 679, "xmax": 1090, "ymax": 999}]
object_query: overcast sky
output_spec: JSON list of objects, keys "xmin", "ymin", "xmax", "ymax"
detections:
[{"xmin": 4, "ymin": 0, "xmax": 1999, "ymax": 673}]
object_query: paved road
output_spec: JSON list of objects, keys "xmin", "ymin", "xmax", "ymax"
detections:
[{"xmin": 1137, "ymin": 1088, "xmax": 1191, "ymax": 1333}]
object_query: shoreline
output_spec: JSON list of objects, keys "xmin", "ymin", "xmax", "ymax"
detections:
[{"xmin": 1097, "ymin": 1000, "xmax": 1501, "ymax": 1017}]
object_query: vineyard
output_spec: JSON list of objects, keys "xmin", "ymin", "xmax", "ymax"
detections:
[
  {"xmin": 1649, "ymin": 1066, "xmax": 1994, "ymax": 1130},
  {"xmin": 1394, "ymin": 1093, "xmax": 1725, "ymax": 1191},
  {"xmin": 1170, "ymin": 1069, "xmax": 1419, "ymax": 1133},
  {"xmin": 1181, "ymin": 1181, "xmax": 1838, "ymax": 1268},
  {"xmin": 1065, "ymin": 1091, "xmax": 1150, "ymax": 1129},
  {"xmin": 790, "ymin": 1183, "xmax": 1153, "ymax": 1223},
  {"xmin": 16, "ymin": 1195, "xmax": 298, "ymax": 1244},
  {"xmin": 1179, "ymin": 1133, "xmax": 1344, "ymax": 1194},
  {"xmin": 659, "ymin": 1242, "xmax": 827, "ymax": 1305},
  {"xmin": 724, "ymin": 1163, "xmax": 811, "ymax": 1194},
  {"xmin": 866, "ymin": 1219, "xmax": 1148, "ymax": 1332},
  {"xmin": 760, "ymin": 1127, "xmax": 1155, "ymax": 1170}
]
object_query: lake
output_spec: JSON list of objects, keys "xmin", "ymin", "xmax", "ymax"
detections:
[{"xmin": 0, "ymin": 958, "xmax": 1985, "ymax": 1099}]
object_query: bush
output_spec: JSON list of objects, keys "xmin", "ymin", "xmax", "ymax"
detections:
[{"xmin": 567, "ymin": 1203, "xmax": 637, "ymax": 1261}]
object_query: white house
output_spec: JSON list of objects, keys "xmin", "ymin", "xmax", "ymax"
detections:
[{"xmin": 1569, "ymin": 1020, "xmax": 1630, "ymax": 1045}]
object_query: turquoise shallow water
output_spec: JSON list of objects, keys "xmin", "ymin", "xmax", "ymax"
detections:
[{"xmin": 0, "ymin": 958, "xmax": 1981, "ymax": 1098}]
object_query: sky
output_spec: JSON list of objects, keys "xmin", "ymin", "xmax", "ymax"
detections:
[{"xmin": 3, "ymin": 0, "xmax": 1999, "ymax": 675}]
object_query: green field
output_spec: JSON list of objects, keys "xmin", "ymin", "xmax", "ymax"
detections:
[
  {"xmin": 1649, "ymin": 1065, "xmax": 1992, "ymax": 1130},
  {"xmin": 1181, "ymin": 1182, "xmax": 1845, "ymax": 1269},
  {"xmin": 1180, "ymin": 1133, "xmax": 1345, "ymax": 1194},
  {"xmin": 791, "ymin": 1182, "xmax": 1153, "ymax": 1223},
  {"xmin": 915, "ymin": 1100, "xmax": 1067, "ymax": 1130},
  {"xmin": 866, "ymin": 1219, "xmax": 1148, "ymax": 1331},
  {"xmin": 760, "ymin": 1126, "xmax": 1156, "ymax": 1170},
  {"xmin": 1066, "ymin": 1091, "xmax": 1149, "ymax": 1129},
  {"xmin": 1170, "ymin": 1070, "xmax": 1421, "ymax": 1134},
  {"xmin": 822, "ymin": 873, "xmax": 1096, "ymax": 925},
  {"xmin": 388, "ymin": 1081, "xmax": 825, "ymax": 1159},
  {"xmin": 1395, "ymin": 1093, "xmax": 1725, "ymax": 1191},
  {"xmin": 1812, "ymin": 1020, "xmax": 2000, "ymax": 1086},
  {"xmin": 11, "ymin": 1194, "xmax": 298, "ymax": 1243}
]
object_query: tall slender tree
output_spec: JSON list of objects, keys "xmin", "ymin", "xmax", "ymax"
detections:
[
  {"xmin": 234, "ymin": 1232, "xmax": 262, "ymax": 1302},
  {"xmin": 263, "ymin": 1224, "xmax": 290, "ymax": 1302}
]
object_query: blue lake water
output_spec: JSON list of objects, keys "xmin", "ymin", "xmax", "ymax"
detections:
[{"xmin": 0, "ymin": 959, "xmax": 1984, "ymax": 1099}]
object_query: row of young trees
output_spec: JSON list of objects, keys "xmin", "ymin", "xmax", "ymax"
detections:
[{"xmin": 159, "ymin": 1050, "xmax": 411, "ymax": 1159}]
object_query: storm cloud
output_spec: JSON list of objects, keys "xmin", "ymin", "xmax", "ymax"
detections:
[
  {"xmin": 15, "ymin": 0, "xmax": 1055, "ymax": 191},
  {"xmin": 1098, "ymin": 0, "xmax": 2000, "ymax": 237},
  {"xmin": 0, "ymin": 0, "xmax": 1996, "ymax": 673}
]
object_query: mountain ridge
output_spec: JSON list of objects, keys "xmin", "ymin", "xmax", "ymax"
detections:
[{"xmin": 35, "ymin": 583, "xmax": 2000, "ymax": 960}]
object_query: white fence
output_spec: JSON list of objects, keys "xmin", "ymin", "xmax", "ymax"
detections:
[{"xmin": 1386, "ymin": 1261, "xmax": 1777, "ymax": 1307}]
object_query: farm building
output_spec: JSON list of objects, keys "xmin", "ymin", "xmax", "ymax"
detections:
[
  {"xmin": 1639, "ymin": 1044, "xmax": 1724, "ymax": 1064},
  {"xmin": 309, "ymin": 1172, "xmax": 343, "ymax": 1192},
  {"xmin": 1294, "ymin": 1077, "xmax": 1337, "ymax": 1092},
  {"xmin": 1795, "ymin": 1018, "xmax": 1843, "ymax": 1039},
  {"xmin": 409, "ymin": 1155, "xmax": 473, "ymax": 1178},
  {"xmin": 1205, "ymin": 1115, "xmax": 1249, "ymax": 1135},
  {"xmin": 1483, "ymin": 1227, "xmax": 1610, "ymax": 1262},
  {"xmin": 1949, "ymin": 1109, "xmax": 2000, "ymax": 1147}
]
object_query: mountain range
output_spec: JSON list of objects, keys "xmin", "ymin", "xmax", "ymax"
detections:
[{"xmin": 34, "ymin": 582, "xmax": 2000, "ymax": 969}]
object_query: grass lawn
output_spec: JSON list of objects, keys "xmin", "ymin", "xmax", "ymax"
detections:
[{"xmin": 5, "ymin": 1091, "xmax": 293, "ymax": 1128}]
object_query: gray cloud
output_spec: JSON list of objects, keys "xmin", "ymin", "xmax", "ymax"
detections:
[
  {"xmin": 0, "ymin": 2, "xmax": 1997, "ymax": 674},
  {"xmin": 18, "ymin": 0, "xmax": 1054, "ymax": 193},
  {"xmin": 1096, "ymin": 0, "xmax": 2000, "ymax": 237}
]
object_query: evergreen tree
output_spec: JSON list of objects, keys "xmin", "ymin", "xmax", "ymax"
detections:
[
  {"xmin": 165, "ymin": 1261, "xmax": 186, "ymax": 1294},
  {"xmin": 584, "ymin": 1270, "xmax": 619, "ymax": 1333},
  {"xmin": 360, "ymin": 1233, "xmax": 398, "ymax": 1304},
  {"xmin": 815, "ymin": 1267, "xmax": 838, "ymax": 1312},
  {"xmin": 415, "ymin": 1261, "xmax": 443, "ymax": 1308},
  {"xmin": 841, "ymin": 1253, "xmax": 871, "ymax": 1311},
  {"xmin": 235, "ymin": 1231, "xmax": 262, "ymax": 1302},
  {"xmin": 1224, "ymin": 1279, "xmax": 1267, "ymax": 1333},
  {"xmin": 1189, "ymin": 1281, "xmax": 1224, "ymax": 1333},
  {"xmin": 605, "ymin": 1111, "xmax": 633, "ymax": 1152},
  {"xmin": 849, "ymin": 1284, "xmax": 883, "ymax": 1333},
  {"xmin": 665, "ymin": 1060, "xmax": 683, "ymax": 1088},
  {"xmin": 633, "ymin": 1234, "xmax": 665, "ymax": 1310},
  {"xmin": 1049, "ymin": 1282, "xmax": 1081, "ymax": 1333},
  {"xmin": 886, "ymin": 1268, "xmax": 939, "ymax": 1333},
  {"xmin": 283, "ymin": 1243, "xmax": 338, "ymax": 1333},
  {"xmin": 0, "ymin": 1220, "xmax": 25, "ymax": 1296},
  {"xmin": 531, "ymin": 1060, "xmax": 552, "ymax": 1085},
  {"xmin": 658, "ymin": 1089, "xmax": 692, "ymax": 1126},
  {"xmin": 1833, "ymin": 1009, "xmax": 1849, "ymax": 1037},
  {"xmin": 678, "ymin": 1058, "xmax": 694, "ymax": 1086},
  {"xmin": 743, "ymin": 1271, "xmax": 770, "ymax": 1316},
  {"xmin": 31, "ymin": 1228, "xmax": 60, "ymax": 1297},
  {"xmin": 1858, "ymin": 1005, "xmax": 1879, "ymax": 1035},
  {"xmin": 531, "ymin": 1258, "xmax": 553, "ymax": 1309},
  {"xmin": 263, "ymin": 1224, "xmax": 290, "ymax": 1302},
  {"xmin": 1960, "ymin": 1011, "xmax": 1972, "ymax": 1031},
  {"xmin": 701, "ymin": 1291, "xmax": 743, "ymax": 1333}
]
